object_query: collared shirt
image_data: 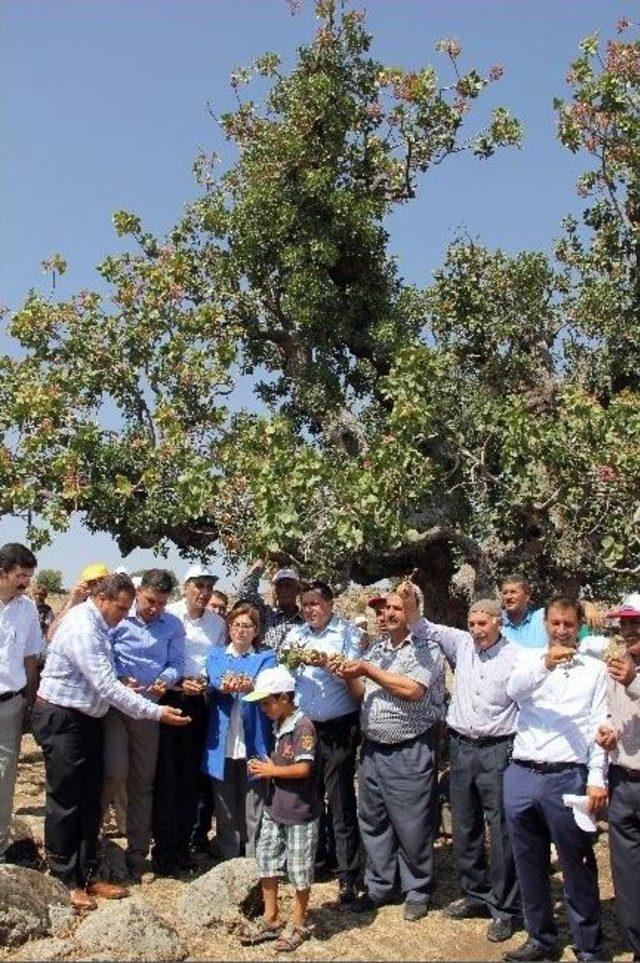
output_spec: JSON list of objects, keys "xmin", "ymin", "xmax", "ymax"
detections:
[
  {"xmin": 360, "ymin": 634, "xmax": 445, "ymax": 744},
  {"xmin": 501, "ymin": 606, "xmax": 547, "ymax": 648},
  {"xmin": 111, "ymin": 606, "xmax": 185, "ymax": 701},
  {"xmin": 607, "ymin": 671, "xmax": 640, "ymax": 772},
  {"xmin": 267, "ymin": 707, "xmax": 319, "ymax": 826},
  {"xmin": 225, "ymin": 642, "xmax": 253, "ymax": 759},
  {"xmin": 286, "ymin": 615, "xmax": 362, "ymax": 722},
  {"xmin": 236, "ymin": 568, "xmax": 305, "ymax": 654},
  {"xmin": 38, "ymin": 600, "xmax": 163, "ymax": 720},
  {"xmin": 0, "ymin": 595, "xmax": 42, "ymax": 694},
  {"xmin": 506, "ymin": 647, "xmax": 608, "ymax": 787},
  {"xmin": 166, "ymin": 599, "xmax": 225, "ymax": 676},
  {"xmin": 413, "ymin": 617, "xmax": 520, "ymax": 738}
]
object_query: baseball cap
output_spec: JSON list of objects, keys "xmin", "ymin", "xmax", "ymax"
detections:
[
  {"xmin": 273, "ymin": 568, "xmax": 299, "ymax": 584},
  {"xmin": 607, "ymin": 592, "xmax": 640, "ymax": 619},
  {"xmin": 354, "ymin": 615, "xmax": 369, "ymax": 629},
  {"xmin": 243, "ymin": 666, "xmax": 296, "ymax": 702},
  {"xmin": 368, "ymin": 595, "xmax": 387, "ymax": 610},
  {"xmin": 183, "ymin": 564, "xmax": 217, "ymax": 584},
  {"xmin": 81, "ymin": 563, "xmax": 110, "ymax": 583}
]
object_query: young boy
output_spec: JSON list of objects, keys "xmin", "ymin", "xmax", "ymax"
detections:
[{"xmin": 239, "ymin": 665, "xmax": 319, "ymax": 953}]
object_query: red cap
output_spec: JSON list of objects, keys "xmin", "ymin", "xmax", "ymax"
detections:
[{"xmin": 368, "ymin": 595, "xmax": 387, "ymax": 610}]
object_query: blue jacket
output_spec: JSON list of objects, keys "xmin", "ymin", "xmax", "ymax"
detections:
[{"xmin": 202, "ymin": 645, "xmax": 276, "ymax": 782}]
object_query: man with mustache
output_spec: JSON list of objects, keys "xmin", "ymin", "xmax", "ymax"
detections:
[
  {"xmin": 402, "ymin": 588, "xmax": 522, "ymax": 942},
  {"xmin": 595, "ymin": 593, "xmax": 640, "ymax": 962}
]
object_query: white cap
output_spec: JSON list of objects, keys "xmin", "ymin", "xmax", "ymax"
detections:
[
  {"xmin": 243, "ymin": 665, "xmax": 296, "ymax": 701},
  {"xmin": 183, "ymin": 564, "xmax": 217, "ymax": 584},
  {"xmin": 273, "ymin": 568, "xmax": 299, "ymax": 584},
  {"xmin": 114, "ymin": 565, "xmax": 129, "ymax": 574},
  {"xmin": 354, "ymin": 616, "xmax": 368, "ymax": 629},
  {"xmin": 132, "ymin": 575, "xmax": 142, "ymax": 589}
]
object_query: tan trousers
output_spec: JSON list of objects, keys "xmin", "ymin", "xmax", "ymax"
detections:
[{"xmin": 0, "ymin": 694, "xmax": 25, "ymax": 857}]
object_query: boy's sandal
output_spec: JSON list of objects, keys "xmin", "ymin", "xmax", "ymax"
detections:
[
  {"xmin": 274, "ymin": 922, "xmax": 311, "ymax": 953},
  {"xmin": 238, "ymin": 918, "xmax": 284, "ymax": 945}
]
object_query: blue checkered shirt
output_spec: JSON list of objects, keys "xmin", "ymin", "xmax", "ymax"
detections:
[{"xmin": 38, "ymin": 600, "xmax": 163, "ymax": 720}]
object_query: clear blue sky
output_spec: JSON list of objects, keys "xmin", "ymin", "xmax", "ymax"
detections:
[{"xmin": 0, "ymin": 0, "xmax": 629, "ymax": 588}]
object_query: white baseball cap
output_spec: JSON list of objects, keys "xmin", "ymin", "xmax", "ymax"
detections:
[
  {"xmin": 273, "ymin": 568, "xmax": 299, "ymax": 584},
  {"xmin": 183, "ymin": 564, "xmax": 217, "ymax": 584},
  {"xmin": 243, "ymin": 666, "xmax": 296, "ymax": 702}
]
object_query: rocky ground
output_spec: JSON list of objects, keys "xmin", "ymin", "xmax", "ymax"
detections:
[{"xmin": 0, "ymin": 736, "xmax": 630, "ymax": 961}]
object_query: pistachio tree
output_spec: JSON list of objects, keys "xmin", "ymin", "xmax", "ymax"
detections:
[{"xmin": 2, "ymin": 3, "xmax": 637, "ymax": 618}]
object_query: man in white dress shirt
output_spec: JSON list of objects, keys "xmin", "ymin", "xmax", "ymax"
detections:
[
  {"xmin": 503, "ymin": 596, "xmax": 608, "ymax": 963},
  {"xmin": 0, "ymin": 543, "xmax": 42, "ymax": 864},
  {"xmin": 152, "ymin": 564, "xmax": 225, "ymax": 874}
]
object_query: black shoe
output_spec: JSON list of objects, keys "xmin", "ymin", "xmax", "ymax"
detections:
[
  {"xmin": 488, "ymin": 918, "xmax": 520, "ymax": 943},
  {"xmin": 350, "ymin": 892, "xmax": 383, "ymax": 914},
  {"xmin": 337, "ymin": 877, "xmax": 357, "ymax": 904},
  {"xmin": 573, "ymin": 953, "xmax": 609, "ymax": 962},
  {"xmin": 152, "ymin": 860, "xmax": 180, "ymax": 878},
  {"xmin": 444, "ymin": 897, "xmax": 492, "ymax": 919},
  {"xmin": 404, "ymin": 900, "xmax": 428, "ymax": 922},
  {"xmin": 504, "ymin": 938, "xmax": 560, "ymax": 961}
]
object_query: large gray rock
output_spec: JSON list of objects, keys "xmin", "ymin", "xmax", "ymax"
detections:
[
  {"xmin": 179, "ymin": 857, "xmax": 263, "ymax": 932},
  {"xmin": 74, "ymin": 898, "xmax": 186, "ymax": 961},
  {"xmin": 0, "ymin": 866, "xmax": 74, "ymax": 947}
]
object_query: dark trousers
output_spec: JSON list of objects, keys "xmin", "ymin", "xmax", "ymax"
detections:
[
  {"xmin": 192, "ymin": 773, "xmax": 214, "ymax": 847},
  {"xmin": 449, "ymin": 731, "xmax": 520, "ymax": 920},
  {"xmin": 359, "ymin": 728, "xmax": 437, "ymax": 904},
  {"xmin": 504, "ymin": 762, "xmax": 603, "ymax": 956},
  {"xmin": 608, "ymin": 766, "xmax": 640, "ymax": 958},
  {"xmin": 32, "ymin": 700, "xmax": 103, "ymax": 888},
  {"xmin": 152, "ymin": 690, "xmax": 207, "ymax": 865},
  {"xmin": 315, "ymin": 710, "xmax": 360, "ymax": 881}
]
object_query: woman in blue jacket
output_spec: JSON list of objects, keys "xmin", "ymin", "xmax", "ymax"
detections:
[{"xmin": 203, "ymin": 603, "xmax": 276, "ymax": 859}]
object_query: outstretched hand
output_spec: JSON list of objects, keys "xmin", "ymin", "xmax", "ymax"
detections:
[{"xmin": 160, "ymin": 706, "xmax": 191, "ymax": 727}]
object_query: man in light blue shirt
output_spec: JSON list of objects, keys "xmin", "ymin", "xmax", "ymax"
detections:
[
  {"xmin": 500, "ymin": 576, "xmax": 547, "ymax": 648},
  {"xmin": 285, "ymin": 580, "xmax": 362, "ymax": 907},
  {"xmin": 102, "ymin": 569, "xmax": 185, "ymax": 881}
]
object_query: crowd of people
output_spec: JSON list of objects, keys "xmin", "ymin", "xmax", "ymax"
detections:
[{"xmin": 0, "ymin": 540, "xmax": 639, "ymax": 960}]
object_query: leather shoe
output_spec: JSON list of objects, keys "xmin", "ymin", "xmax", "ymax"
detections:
[
  {"xmin": 350, "ymin": 891, "xmax": 384, "ymax": 914},
  {"xmin": 404, "ymin": 900, "xmax": 428, "ymax": 922},
  {"xmin": 488, "ymin": 917, "xmax": 520, "ymax": 942},
  {"xmin": 336, "ymin": 878, "xmax": 357, "ymax": 906},
  {"xmin": 69, "ymin": 888, "xmax": 96, "ymax": 913},
  {"xmin": 444, "ymin": 897, "xmax": 491, "ymax": 919},
  {"xmin": 503, "ymin": 937, "xmax": 560, "ymax": 961},
  {"xmin": 86, "ymin": 880, "xmax": 129, "ymax": 900}
]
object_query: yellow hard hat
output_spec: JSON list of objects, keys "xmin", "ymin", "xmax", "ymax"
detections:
[{"xmin": 80, "ymin": 563, "xmax": 110, "ymax": 583}]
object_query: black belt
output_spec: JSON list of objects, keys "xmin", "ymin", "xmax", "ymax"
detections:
[
  {"xmin": 0, "ymin": 688, "xmax": 25, "ymax": 703},
  {"xmin": 451, "ymin": 730, "xmax": 513, "ymax": 748},
  {"xmin": 514, "ymin": 759, "xmax": 583, "ymax": 774},
  {"xmin": 611, "ymin": 763, "xmax": 640, "ymax": 783}
]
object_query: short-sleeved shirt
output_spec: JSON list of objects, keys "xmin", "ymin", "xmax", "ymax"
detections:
[
  {"xmin": 0, "ymin": 595, "xmax": 43, "ymax": 694},
  {"xmin": 286, "ymin": 615, "xmax": 362, "ymax": 722},
  {"xmin": 166, "ymin": 599, "xmax": 225, "ymax": 676},
  {"xmin": 360, "ymin": 634, "xmax": 445, "ymax": 744},
  {"xmin": 266, "ymin": 708, "xmax": 320, "ymax": 826}
]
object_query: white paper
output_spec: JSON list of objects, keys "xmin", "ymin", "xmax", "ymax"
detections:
[{"xmin": 562, "ymin": 793, "xmax": 598, "ymax": 833}]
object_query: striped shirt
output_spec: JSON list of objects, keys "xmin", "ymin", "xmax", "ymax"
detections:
[
  {"xmin": 360, "ymin": 634, "xmax": 445, "ymax": 744},
  {"xmin": 412, "ymin": 618, "xmax": 520, "ymax": 738},
  {"xmin": 38, "ymin": 600, "xmax": 163, "ymax": 721}
]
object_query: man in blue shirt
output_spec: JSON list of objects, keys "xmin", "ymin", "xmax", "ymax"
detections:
[
  {"xmin": 285, "ymin": 581, "xmax": 362, "ymax": 906},
  {"xmin": 500, "ymin": 576, "xmax": 547, "ymax": 648},
  {"xmin": 102, "ymin": 569, "xmax": 185, "ymax": 882}
]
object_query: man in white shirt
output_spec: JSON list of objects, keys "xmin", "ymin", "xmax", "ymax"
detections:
[
  {"xmin": 0, "ymin": 543, "xmax": 42, "ymax": 864},
  {"xmin": 153, "ymin": 564, "xmax": 225, "ymax": 875},
  {"xmin": 503, "ymin": 596, "xmax": 608, "ymax": 963}
]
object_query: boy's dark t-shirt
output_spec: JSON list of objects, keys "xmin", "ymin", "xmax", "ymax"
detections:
[{"xmin": 266, "ymin": 707, "xmax": 320, "ymax": 826}]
